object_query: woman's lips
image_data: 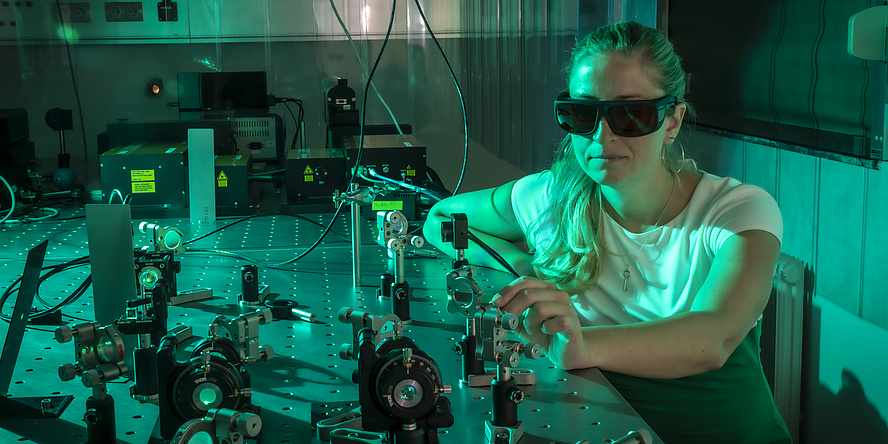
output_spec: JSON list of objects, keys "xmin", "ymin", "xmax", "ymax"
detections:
[{"xmin": 588, "ymin": 155, "xmax": 626, "ymax": 161}]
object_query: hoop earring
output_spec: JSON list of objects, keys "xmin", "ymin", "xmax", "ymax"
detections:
[
  {"xmin": 662, "ymin": 140, "xmax": 686, "ymax": 174},
  {"xmin": 675, "ymin": 140, "xmax": 686, "ymax": 174}
]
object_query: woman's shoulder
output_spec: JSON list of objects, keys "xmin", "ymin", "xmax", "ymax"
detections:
[
  {"xmin": 690, "ymin": 170, "xmax": 783, "ymax": 243},
  {"xmin": 511, "ymin": 170, "xmax": 556, "ymax": 235},
  {"xmin": 513, "ymin": 170, "xmax": 554, "ymax": 191},
  {"xmin": 694, "ymin": 171, "xmax": 776, "ymax": 206}
]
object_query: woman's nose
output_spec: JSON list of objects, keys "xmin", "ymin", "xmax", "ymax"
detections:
[{"xmin": 592, "ymin": 117, "xmax": 615, "ymax": 141}]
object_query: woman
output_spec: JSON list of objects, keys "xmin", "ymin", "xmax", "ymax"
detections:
[{"xmin": 423, "ymin": 21, "xmax": 792, "ymax": 443}]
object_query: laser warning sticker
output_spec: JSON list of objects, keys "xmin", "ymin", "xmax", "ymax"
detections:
[
  {"xmin": 217, "ymin": 171, "xmax": 228, "ymax": 187},
  {"xmin": 132, "ymin": 182, "xmax": 156, "ymax": 193},
  {"xmin": 131, "ymin": 170, "xmax": 155, "ymax": 181}
]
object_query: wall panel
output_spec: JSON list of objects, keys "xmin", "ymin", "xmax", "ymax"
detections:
[{"xmin": 815, "ymin": 159, "xmax": 865, "ymax": 314}]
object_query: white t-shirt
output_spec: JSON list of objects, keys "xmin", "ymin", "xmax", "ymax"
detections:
[{"xmin": 511, "ymin": 170, "xmax": 783, "ymax": 326}]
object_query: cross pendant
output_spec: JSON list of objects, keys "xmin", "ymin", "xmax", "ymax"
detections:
[{"xmin": 622, "ymin": 267, "xmax": 631, "ymax": 291}]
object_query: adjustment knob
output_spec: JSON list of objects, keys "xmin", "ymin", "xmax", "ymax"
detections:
[
  {"xmin": 339, "ymin": 343, "xmax": 353, "ymax": 360},
  {"xmin": 524, "ymin": 343, "xmax": 541, "ymax": 360},
  {"xmin": 503, "ymin": 351, "xmax": 520, "ymax": 368},
  {"xmin": 55, "ymin": 326, "xmax": 73, "ymax": 343},
  {"xmin": 58, "ymin": 363, "xmax": 78, "ymax": 381},
  {"xmin": 236, "ymin": 411, "xmax": 263, "ymax": 438},
  {"xmin": 259, "ymin": 344, "xmax": 274, "ymax": 362},
  {"xmin": 257, "ymin": 307, "xmax": 273, "ymax": 324},
  {"xmin": 338, "ymin": 307, "xmax": 354, "ymax": 323},
  {"xmin": 508, "ymin": 387, "xmax": 524, "ymax": 404},
  {"xmin": 499, "ymin": 312, "xmax": 519, "ymax": 330},
  {"xmin": 82, "ymin": 369, "xmax": 103, "ymax": 387},
  {"xmin": 315, "ymin": 166, "xmax": 328, "ymax": 181},
  {"xmin": 83, "ymin": 408, "xmax": 101, "ymax": 425}
]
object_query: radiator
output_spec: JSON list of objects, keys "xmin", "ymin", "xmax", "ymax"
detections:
[{"xmin": 761, "ymin": 253, "xmax": 808, "ymax": 443}]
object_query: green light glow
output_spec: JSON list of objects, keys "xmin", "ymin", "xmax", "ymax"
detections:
[
  {"xmin": 56, "ymin": 25, "xmax": 80, "ymax": 43},
  {"xmin": 199, "ymin": 387, "xmax": 217, "ymax": 406}
]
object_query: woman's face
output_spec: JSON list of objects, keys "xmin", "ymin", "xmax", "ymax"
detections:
[{"xmin": 568, "ymin": 53, "xmax": 683, "ymax": 187}]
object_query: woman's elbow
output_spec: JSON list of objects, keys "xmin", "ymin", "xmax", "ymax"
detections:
[{"xmin": 701, "ymin": 336, "xmax": 743, "ymax": 372}]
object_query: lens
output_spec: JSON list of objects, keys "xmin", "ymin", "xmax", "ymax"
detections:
[
  {"xmin": 608, "ymin": 103, "xmax": 658, "ymax": 137},
  {"xmin": 400, "ymin": 385, "xmax": 417, "ymax": 401},
  {"xmin": 555, "ymin": 103, "xmax": 599, "ymax": 134},
  {"xmin": 392, "ymin": 379, "xmax": 423, "ymax": 409},
  {"xmin": 138, "ymin": 267, "xmax": 161, "ymax": 290},
  {"xmin": 191, "ymin": 382, "xmax": 223, "ymax": 411}
]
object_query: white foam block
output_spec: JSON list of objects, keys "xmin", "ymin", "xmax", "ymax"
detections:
[{"xmin": 188, "ymin": 128, "xmax": 216, "ymax": 223}]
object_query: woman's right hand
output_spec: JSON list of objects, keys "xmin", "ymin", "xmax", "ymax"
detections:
[{"xmin": 491, "ymin": 276, "xmax": 592, "ymax": 370}]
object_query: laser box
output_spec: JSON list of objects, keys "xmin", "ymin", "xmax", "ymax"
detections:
[
  {"xmin": 286, "ymin": 148, "xmax": 346, "ymax": 209},
  {"xmin": 214, "ymin": 154, "xmax": 251, "ymax": 216},
  {"xmin": 100, "ymin": 141, "xmax": 187, "ymax": 208},
  {"xmin": 344, "ymin": 134, "xmax": 426, "ymax": 186}
]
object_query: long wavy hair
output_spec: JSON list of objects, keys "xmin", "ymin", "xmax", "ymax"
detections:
[{"xmin": 532, "ymin": 21, "xmax": 693, "ymax": 294}]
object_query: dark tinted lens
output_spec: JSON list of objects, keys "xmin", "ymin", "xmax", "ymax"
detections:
[
  {"xmin": 607, "ymin": 103, "xmax": 659, "ymax": 136},
  {"xmin": 556, "ymin": 103, "xmax": 599, "ymax": 134}
]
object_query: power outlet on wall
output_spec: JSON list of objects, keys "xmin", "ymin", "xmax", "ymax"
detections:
[
  {"xmin": 56, "ymin": 3, "xmax": 92, "ymax": 23},
  {"xmin": 105, "ymin": 2, "xmax": 143, "ymax": 22}
]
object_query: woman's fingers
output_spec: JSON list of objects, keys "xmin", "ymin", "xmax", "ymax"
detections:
[
  {"xmin": 491, "ymin": 276, "xmax": 582, "ymax": 364},
  {"xmin": 521, "ymin": 300, "xmax": 579, "ymax": 336},
  {"xmin": 492, "ymin": 276, "xmax": 568, "ymax": 314}
]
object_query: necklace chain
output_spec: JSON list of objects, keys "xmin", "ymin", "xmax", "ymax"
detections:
[{"xmin": 619, "ymin": 176, "xmax": 677, "ymax": 291}]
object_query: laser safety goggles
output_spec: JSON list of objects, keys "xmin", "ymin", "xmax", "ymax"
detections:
[{"xmin": 554, "ymin": 91, "xmax": 678, "ymax": 137}]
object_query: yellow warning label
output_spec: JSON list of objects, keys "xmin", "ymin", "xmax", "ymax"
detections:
[
  {"xmin": 131, "ymin": 170, "xmax": 155, "ymax": 181},
  {"xmin": 303, "ymin": 165, "xmax": 314, "ymax": 174},
  {"xmin": 372, "ymin": 201, "xmax": 403, "ymax": 211},
  {"xmin": 132, "ymin": 181, "xmax": 156, "ymax": 193},
  {"xmin": 218, "ymin": 180, "xmax": 228, "ymax": 188},
  {"xmin": 217, "ymin": 171, "xmax": 228, "ymax": 181},
  {"xmin": 406, "ymin": 169, "xmax": 415, "ymax": 177},
  {"xmin": 304, "ymin": 175, "xmax": 314, "ymax": 182}
]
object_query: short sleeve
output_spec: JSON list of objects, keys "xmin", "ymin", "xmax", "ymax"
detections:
[
  {"xmin": 702, "ymin": 181, "xmax": 783, "ymax": 256},
  {"xmin": 511, "ymin": 171, "xmax": 555, "ymax": 251}
]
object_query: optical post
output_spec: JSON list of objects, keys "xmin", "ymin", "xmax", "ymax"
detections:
[
  {"xmin": 376, "ymin": 210, "xmax": 425, "ymax": 323},
  {"xmin": 55, "ymin": 322, "xmax": 129, "ymax": 444}
]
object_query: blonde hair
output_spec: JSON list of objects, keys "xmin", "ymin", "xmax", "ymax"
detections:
[{"xmin": 532, "ymin": 21, "xmax": 692, "ymax": 294}]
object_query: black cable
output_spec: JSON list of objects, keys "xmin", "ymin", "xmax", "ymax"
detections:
[
  {"xmin": 182, "ymin": 212, "xmax": 351, "ymax": 247},
  {"xmin": 425, "ymin": 167, "xmax": 451, "ymax": 195},
  {"xmin": 265, "ymin": 205, "xmax": 346, "ymax": 269},
  {"xmin": 183, "ymin": 213, "xmax": 270, "ymax": 245},
  {"xmin": 264, "ymin": 0, "xmax": 400, "ymax": 270},
  {"xmin": 413, "ymin": 0, "xmax": 469, "ymax": 195},
  {"xmin": 467, "ymin": 232, "xmax": 520, "ymax": 278},
  {"xmin": 0, "ymin": 255, "xmax": 92, "ymax": 324},
  {"xmin": 278, "ymin": 98, "xmax": 304, "ymax": 151},
  {"xmin": 53, "ymin": 0, "xmax": 90, "ymax": 168},
  {"xmin": 348, "ymin": 0, "xmax": 398, "ymax": 188}
]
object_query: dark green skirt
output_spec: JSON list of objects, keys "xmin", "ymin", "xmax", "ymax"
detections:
[{"xmin": 601, "ymin": 325, "xmax": 793, "ymax": 444}]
